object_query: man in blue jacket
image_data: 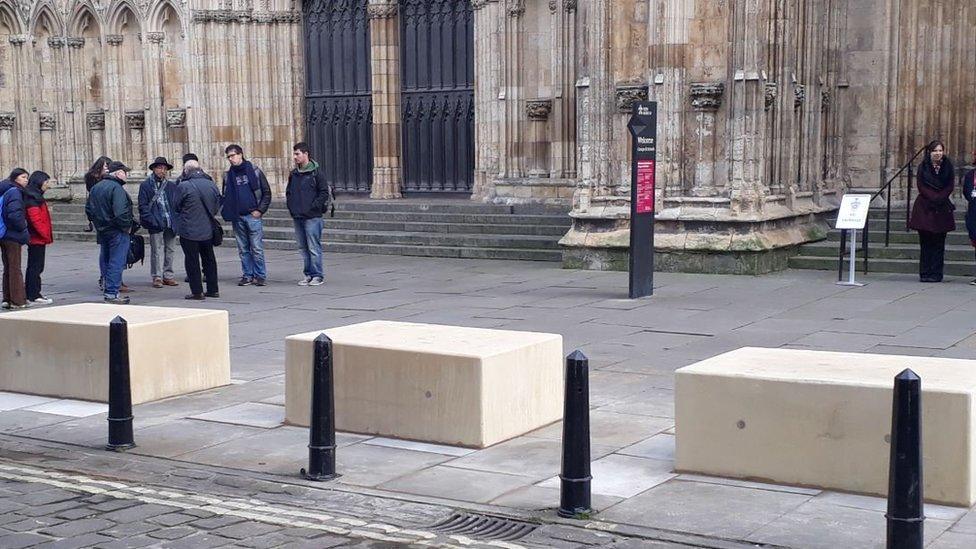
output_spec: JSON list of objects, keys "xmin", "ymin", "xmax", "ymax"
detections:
[
  {"xmin": 221, "ymin": 144, "xmax": 271, "ymax": 287},
  {"xmin": 0, "ymin": 169, "xmax": 30, "ymax": 308},
  {"xmin": 286, "ymin": 142, "xmax": 331, "ymax": 286},
  {"xmin": 86, "ymin": 161, "xmax": 135, "ymax": 304},
  {"xmin": 138, "ymin": 157, "xmax": 179, "ymax": 289}
]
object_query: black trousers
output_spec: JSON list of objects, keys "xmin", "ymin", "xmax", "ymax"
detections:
[
  {"xmin": 180, "ymin": 238, "xmax": 218, "ymax": 296},
  {"xmin": 918, "ymin": 230, "xmax": 947, "ymax": 281},
  {"xmin": 25, "ymin": 244, "xmax": 46, "ymax": 300}
]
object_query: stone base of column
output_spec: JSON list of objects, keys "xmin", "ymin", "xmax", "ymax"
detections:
[
  {"xmin": 485, "ymin": 177, "xmax": 576, "ymax": 206},
  {"xmin": 559, "ymin": 198, "xmax": 837, "ymax": 275},
  {"xmin": 370, "ymin": 167, "xmax": 402, "ymax": 199}
]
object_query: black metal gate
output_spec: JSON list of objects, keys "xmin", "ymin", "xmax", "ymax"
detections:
[
  {"xmin": 400, "ymin": 0, "xmax": 474, "ymax": 193},
  {"xmin": 303, "ymin": 0, "xmax": 372, "ymax": 193}
]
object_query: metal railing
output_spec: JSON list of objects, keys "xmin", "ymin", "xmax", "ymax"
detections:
[{"xmin": 872, "ymin": 145, "xmax": 928, "ymax": 247}]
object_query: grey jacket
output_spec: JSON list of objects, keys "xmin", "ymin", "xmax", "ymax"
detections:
[{"xmin": 174, "ymin": 169, "xmax": 220, "ymax": 242}]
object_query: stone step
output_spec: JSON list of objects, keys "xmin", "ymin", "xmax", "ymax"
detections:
[
  {"xmin": 788, "ymin": 255, "xmax": 976, "ymax": 277},
  {"xmin": 49, "ymin": 213, "xmax": 570, "ymax": 236},
  {"xmin": 826, "ymin": 230, "xmax": 974, "ymax": 245},
  {"xmin": 53, "ymin": 231, "xmax": 563, "ymax": 262},
  {"xmin": 798, "ymin": 240, "xmax": 976, "ymax": 262}
]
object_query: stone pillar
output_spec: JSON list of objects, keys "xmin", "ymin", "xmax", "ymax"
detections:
[
  {"xmin": 367, "ymin": 0, "xmax": 402, "ymax": 199},
  {"xmin": 0, "ymin": 112, "xmax": 15, "ymax": 166},
  {"xmin": 472, "ymin": 0, "xmax": 505, "ymax": 201},
  {"xmin": 38, "ymin": 112, "xmax": 56, "ymax": 176}
]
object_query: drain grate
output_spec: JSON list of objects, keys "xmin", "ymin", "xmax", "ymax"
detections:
[{"xmin": 427, "ymin": 512, "xmax": 538, "ymax": 541}]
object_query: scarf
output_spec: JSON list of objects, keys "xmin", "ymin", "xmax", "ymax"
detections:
[
  {"xmin": 22, "ymin": 173, "xmax": 48, "ymax": 208},
  {"xmin": 919, "ymin": 156, "xmax": 954, "ymax": 190}
]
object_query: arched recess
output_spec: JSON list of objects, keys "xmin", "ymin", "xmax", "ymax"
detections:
[
  {"xmin": 106, "ymin": 2, "xmax": 146, "ymax": 165},
  {"xmin": 31, "ymin": 4, "xmax": 64, "ymax": 176},
  {"xmin": 154, "ymin": 1, "xmax": 185, "ymax": 111},
  {"xmin": 69, "ymin": 5, "xmax": 103, "ymax": 106},
  {"xmin": 0, "ymin": 2, "xmax": 22, "ymax": 110}
]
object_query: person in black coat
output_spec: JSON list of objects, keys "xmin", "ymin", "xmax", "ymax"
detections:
[
  {"xmin": 908, "ymin": 140, "xmax": 955, "ymax": 282},
  {"xmin": 83, "ymin": 156, "xmax": 111, "ymax": 232},
  {"xmin": 174, "ymin": 161, "xmax": 221, "ymax": 300},
  {"xmin": 963, "ymin": 154, "xmax": 976, "ymax": 285}
]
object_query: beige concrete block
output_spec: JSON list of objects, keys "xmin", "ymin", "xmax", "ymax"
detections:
[
  {"xmin": 0, "ymin": 304, "xmax": 230, "ymax": 405},
  {"xmin": 675, "ymin": 347, "xmax": 976, "ymax": 506},
  {"xmin": 286, "ymin": 321, "xmax": 563, "ymax": 448}
]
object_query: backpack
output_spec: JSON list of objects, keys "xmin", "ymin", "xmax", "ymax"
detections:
[
  {"xmin": 127, "ymin": 233, "xmax": 145, "ymax": 268},
  {"xmin": 0, "ymin": 191, "xmax": 6, "ymax": 240}
]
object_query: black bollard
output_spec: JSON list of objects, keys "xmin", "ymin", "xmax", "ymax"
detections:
[
  {"xmin": 106, "ymin": 316, "xmax": 135, "ymax": 451},
  {"xmin": 558, "ymin": 350, "xmax": 592, "ymax": 518},
  {"xmin": 301, "ymin": 334, "xmax": 338, "ymax": 481},
  {"xmin": 886, "ymin": 369, "xmax": 923, "ymax": 549}
]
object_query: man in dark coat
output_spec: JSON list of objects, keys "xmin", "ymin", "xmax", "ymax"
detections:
[
  {"xmin": 908, "ymin": 141, "xmax": 955, "ymax": 282},
  {"xmin": 0, "ymin": 169, "xmax": 30, "ymax": 308},
  {"xmin": 286, "ymin": 142, "xmax": 331, "ymax": 286},
  {"xmin": 138, "ymin": 156, "xmax": 179, "ymax": 288},
  {"xmin": 86, "ymin": 161, "xmax": 135, "ymax": 304},
  {"xmin": 221, "ymin": 144, "xmax": 271, "ymax": 287},
  {"xmin": 174, "ymin": 160, "xmax": 221, "ymax": 300}
]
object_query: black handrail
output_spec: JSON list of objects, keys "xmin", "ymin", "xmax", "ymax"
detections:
[{"xmin": 872, "ymin": 145, "xmax": 927, "ymax": 248}]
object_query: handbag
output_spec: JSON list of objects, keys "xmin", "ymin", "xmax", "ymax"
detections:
[{"xmin": 210, "ymin": 216, "xmax": 224, "ymax": 246}]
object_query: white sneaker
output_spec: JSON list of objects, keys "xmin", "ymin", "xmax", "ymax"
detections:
[
  {"xmin": 1, "ymin": 301, "xmax": 8, "ymax": 309},
  {"xmin": 298, "ymin": 276, "xmax": 312, "ymax": 286},
  {"xmin": 31, "ymin": 297, "xmax": 53, "ymax": 305},
  {"xmin": 309, "ymin": 277, "xmax": 324, "ymax": 286}
]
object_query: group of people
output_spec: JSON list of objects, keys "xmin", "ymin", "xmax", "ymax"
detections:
[
  {"xmin": 0, "ymin": 142, "xmax": 331, "ymax": 307},
  {"xmin": 909, "ymin": 140, "xmax": 976, "ymax": 283}
]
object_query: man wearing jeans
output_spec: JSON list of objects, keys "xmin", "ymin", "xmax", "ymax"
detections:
[
  {"xmin": 286, "ymin": 142, "xmax": 331, "ymax": 286},
  {"xmin": 221, "ymin": 144, "xmax": 271, "ymax": 286},
  {"xmin": 85, "ymin": 161, "xmax": 134, "ymax": 304}
]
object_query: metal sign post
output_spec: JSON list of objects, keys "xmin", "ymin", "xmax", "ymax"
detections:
[
  {"xmin": 627, "ymin": 101, "xmax": 658, "ymax": 299},
  {"xmin": 835, "ymin": 194, "xmax": 872, "ymax": 287}
]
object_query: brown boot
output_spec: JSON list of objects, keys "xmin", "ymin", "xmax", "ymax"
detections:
[
  {"xmin": 162, "ymin": 278, "xmax": 179, "ymax": 287},
  {"xmin": 152, "ymin": 278, "xmax": 163, "ymax": 289},
  {"xmin": 119, "ymin": 284, "xmax": 131, "ymax": 294}
]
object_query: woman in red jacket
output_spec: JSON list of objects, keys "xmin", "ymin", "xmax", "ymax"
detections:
[{"xmin": 23, "ymin": 171, "xmax": 53, "ymax": 304}]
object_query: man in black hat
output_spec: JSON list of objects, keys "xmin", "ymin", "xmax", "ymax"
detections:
[
  {"xmin": 86, "ymin": 161, "xmax": 135, "ymax": 304},
  {"xmin": 138, "ymin": 157, "xmax": 179, "ymax": 288}
]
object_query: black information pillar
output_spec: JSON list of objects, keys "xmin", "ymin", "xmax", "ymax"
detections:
[{"xmin": 627, "ymin": 101, "xmax": 657, "ymax": 299}]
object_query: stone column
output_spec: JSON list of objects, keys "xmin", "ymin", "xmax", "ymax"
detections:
[
  {"xmin": 367, "ymin": 0, "xmax": 402, "ymax": 199},
  {"xmin": 39, "ymin": 113, "xmax": 56, "ymax": 176},
  {"xmin": 86, "ymin": 112, "xmax": 106, "ymax": 162},
  {"xmin": 0, "ymin": 113, "xmax": 15, "ymax": 167},
  {"xmin": 144, "ymin": 31, "xmax": 166, "ymax": 163},
  {"xmin": 105, "ymin": 34, "xmax": 125, "ymax": 162},
  {"xmin": 472, "ymin": 0, "xmax": 505, "ymax": 200},
  {"xmin": 726, "ymin": 0, "xmax": 766, "ymax": 216}
]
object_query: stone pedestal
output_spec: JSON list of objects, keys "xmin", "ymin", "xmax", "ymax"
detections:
[
  {"xmin": 676, "ymin": 347, "xmax": 976, "ymax": 506},
  {"xmin": 285, "ymin": 321, "xmax": 564, "ymax": 448},
  {"xmin": 0, "ymin": 304, "xmax": 231, "ymax": 405}
]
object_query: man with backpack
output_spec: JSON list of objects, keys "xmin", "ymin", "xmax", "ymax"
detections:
[
  {"xmin": 0, "ymin": 169, "xmax": 30, "ymax": 309},
  {"xmin": 221, "ymin": 144, "xmax": 271, "ymax": 287},
  {"xmin": 138, "ymin": 157, "xmax": 179, "ymax": 288},
  {"xmin": 286, "ymin": 142, "xmax": 331, "ymax": 286},
  {"xmin": 86, "ymin": 161, "xmax": 135, "ymax": 304}
]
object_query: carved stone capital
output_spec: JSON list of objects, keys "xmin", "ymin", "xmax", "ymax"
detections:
[
  {"xmin": 690, "ymin": 82, "xmax": 725, "ymax": 111},
  {"xmin": 526, "ymin": 99, "xmax": 553, "ymax": 121},
  {"xmin": 508, "ymin": 0, "xmax": 524, "ymax": 17},
  {"xmin": 367, "ymin": 1, "xmax": 397, "ymax": 18},
  {"xmin": 764, "ymin": 82, "xmax": 778, "ymax": 111},
  {"xmin": 564, "ymin": 0, "xmax": 577, "ymax": 12},
  {"xmin": 821, "ymin": 89, "xmax": 831, "ymax": 112},
  {"xmin": 87, "ymin": 111, "xmax": 105, "ymax": 131},
  {"xmin": 125, "ymin": 110, "xmax": 145, "ymax": 130},
  {"xmin": 105, "ymin": 34, "xmax": 124, "ymax": 46},
  {"xmin": 47, "ymin": 37, "xmax": 65, "ymax": 49},
  {"xmin": 192, "ymin": 9, "xmax": 301, "ymax": 23},
  {"xmin": 66, "ymin": 37, "xmax": 86, "ymax": 48},
  {"xmin": 615, "ymin": 85, "xmax": 648, "ymax": 112},
  {"xmin": 166, "ymin": 108, "xmax": 187, "ymax": 128},
  {"xmin": 471, "ymin": 0, "xmax": 493, "ymax": 9},
  {"xmin": 39, "ymin": 113, "xmax": 56, "ymax": 131},
  {"xmin": 793, "ymin": 84, "xmax": 806, "ymax": 109},
  {"xmin": 0, "ymin": 112, "xmax": 15, "ymax": 130},
  {"xmin": 146, "ymin": 32, "xmax": 165, "ymax": 44},
  {"xmin": 8, "ymin": 35, "xmax": 26, "ymax": 46}
]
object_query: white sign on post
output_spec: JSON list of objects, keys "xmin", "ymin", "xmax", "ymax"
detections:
[
  {"xmin": 835, "ymin": 194, "xmax": 872, "ymax": 229},
  {"xmin": 835, "ymin": 193, "xmax": 872, "ymax": 287}
]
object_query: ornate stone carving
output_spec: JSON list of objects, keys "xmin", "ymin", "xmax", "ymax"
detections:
[
  {"xmin": 7, "ymin": 35, "xmax": 25, "ymax": 46},
  {"xmin": 471, "ymin": 0, "xmax": 492, "ymax": 9},
  {"xmin": 66, "ymin": 37, "xmax": 86, "ymax": 49},
  {"xmin": 508, "ymin": 0, "xmax": 525, "ymax": 17},
  {"xmin": 166, "ymin": 108, "xmax": 187, "ymax": 128},
  {"xmin": 821, "ymin": 89, "xmax": 831, "ymax": 112},
  {"xmin": 615, "ymin": 85, "xmax": 648, "ymax": 112},
  {"xmin": 39, "ymin": 113, "xmax": 56, "ymax": 131},
  {"xmin": 690, "ymin": 83, "xmax": 724, "ymax": 111},
  {"xmin": 146, "ymin": 32, "xmax": 165, "ymax": 44},
  {"xmin": 106, "ymin": 34, "xmax": 124, "ymax": 46},
  {"xmin": 793, "ymin": 84, "xmax": 806, "ymax": 109},
  {"xmin": 125, "ymin": 111, "xmax": 145, "ymax": 130},
  {"xmin": 764, "ymin": 82, "xmax": 778, "ymax": 111},
  {"xmin": 564, "ymin": 0, "xmax": 577, "ymax": 12},
  {"xmin": 192, "ymin": 10, "xmax": 301, "ymax": 23},
  {"xmin": 0, "ymin": 112, "xmax": 15, "ymax": 130},
  {"xmin": 87, "ymin": 112, "xmax": 105, "ymax": 131},
  {"xmin": 367, "ymin": 2, "xmax": 397, "ymax": 18},
  {"xmin": 47, "ymin": 37, "xmax": 65, "ymax": 49},
  {"xmin": 549, "ymin": 0, "xmax": 557, "ymax": 12},
  {"xmin": 526, "ymin": 100, "xmax": 553, "ymax": 121}
]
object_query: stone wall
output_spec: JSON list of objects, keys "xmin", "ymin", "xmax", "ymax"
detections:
[{"xmin": 0, "ymin": 0, "xmax": 302, "ymax": 196}]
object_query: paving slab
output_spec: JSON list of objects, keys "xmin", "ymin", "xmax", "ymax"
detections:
[
  {"xmin": 378, "ymin": 465, "xmax": 533, "ymax": 503},
  {"xmin": 445, "ymin": 437, "xmax": 616, "ymax": 482},
  {"xmin": 538, "ymin": 454, "xmax": 676, "ymax": 498},
  {"xmin": 0, "ymin": 392, "xmax": 59, "ymax": 411},
  {"xmin": 22, "ymin": 400, "xmax": 108, "ymax": 418},
  {"xmin": 188, "ymin": 402, "xmax": 285, "ymax": 429}
]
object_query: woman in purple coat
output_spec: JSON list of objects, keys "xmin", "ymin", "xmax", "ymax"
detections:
[{"xmin": 908, "ymin": 140, "xmax": 955, "ymax": 282}]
